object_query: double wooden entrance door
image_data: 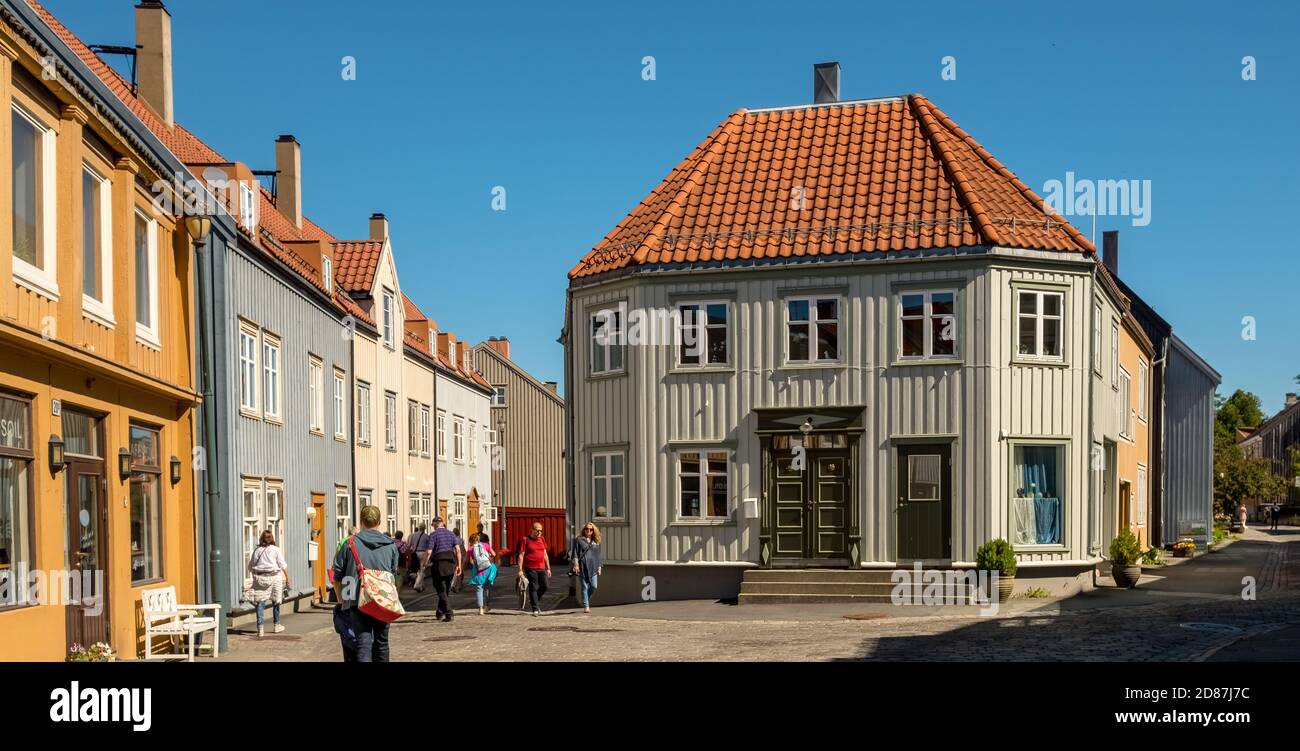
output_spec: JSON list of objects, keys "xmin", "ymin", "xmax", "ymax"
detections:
[{"xmin": 772, "ymin": 447, "xmax": 851, "ymax": 564}]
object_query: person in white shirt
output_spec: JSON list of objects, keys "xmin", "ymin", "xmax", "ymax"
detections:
[{"xmin": 248, "ymin": 530, "xmax": 290, "ymax": 637}]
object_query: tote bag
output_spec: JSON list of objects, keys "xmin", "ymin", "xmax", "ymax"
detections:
[{"xmin": 347, "ymin": 538, "xmax": 406, "ymax": 623}]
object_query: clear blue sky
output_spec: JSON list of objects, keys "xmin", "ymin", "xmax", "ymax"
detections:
[{"xmin": 43, "ymin": 0, "xmax": 1299, "ymax": 412}]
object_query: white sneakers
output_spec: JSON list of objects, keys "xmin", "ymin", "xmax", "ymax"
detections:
[
  {"xmin": 256, "ymin": 627, "xmax": 264, "ymax": 638},
  {"xmin": 257, "ymin": 624, "xmax": 286, "ymax": 637},
  {"xmin": 478, "ymin": 607, "xmax": 485, "ymax": 616},
  {"xmin": 273, "ymin": 624, "xmax": 286, "ymax": 634}
]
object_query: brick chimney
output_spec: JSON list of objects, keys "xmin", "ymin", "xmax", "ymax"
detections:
[
  {"xmin": 369, "ymin": 212, "xmax": 388, "ymax": 242},
  {"xmin": 543, "ymin": 381, "xmax": 558, "ymax": 394},
  {"xmin": 486, "ymin": 336, "xmax": 511, "ymax": 360},
  {"xmin": 274, "ymin": 135, "xmax": 302, "ymax": 229},
  {"xmin": 135, "ymin": 1, "xmax": 174, "ymax": 126},
  {"xmin": 1287, "ymin": 393, "xmax": 1298, "ymax": 409}
]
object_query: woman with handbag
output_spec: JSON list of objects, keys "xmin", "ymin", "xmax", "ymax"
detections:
[
  {"xmin": 570, "ymin": 522, "xmax": 602, "ymax": 614},
  {"xmin": 247, "ymin": 530, "xmax": 290, "ymax": 637},
  {"xmin": 466, "ymin": 533, "xmax": 498, "ymax": 615}
]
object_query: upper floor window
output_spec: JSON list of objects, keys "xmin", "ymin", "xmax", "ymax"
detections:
[
  {"xmin": 1138, "ymin": 359, "xmax": 1149, "ymax": 422},
  {"xmin": 1093, "ymin": 303, "xmax": 1103, "ymax": 374},
  {"xmin": 238, "ymin": 321, "xmax": 259, "ymax": 415},
  {"xmin": 333, "ymin": 369, "xmax": 346, "ymax": 440},
  {"xmin": 678, "ymin": 302, "xmax": 729, "ymax": 367},
  {"xmin": 355, "ymin": 381, "xmax": 371, "ymax": 446},
  {"xmin": 263, "ymin": 334, "xmax": 282, "ymax": 422},
  {"xmin": 308, "ymin": 356, "xmax": 323, "ymax": 433},
  {"xmin": 239, "ymin": 182, "xmax": 257, "ymax": 230},
  {"xmin": 407, "ymin": 400, "xmax": 419, "ymax": 456},
  {"xmin": 899, "ymin": 290, "xmax": 957, "ymax": 360},
  {"xmin": 383, "ymin": 391, "xmax": 397, "ymax": 451},
  {"xmin": 1016, "ymin": 290, "xmax": 1063, "ymax": 361},
  {"xmin": 786, "ymin": 297, "xmax": 839, "ymax": 364},
  {"xmin": 491, "ymin": 386, "xmax": 507, "ymax": 407},
  {"xmin": 453, "ymin": 417, "xmax": 464, "ymax": 462},
  {"xmin": 468, "ymin": 421, "xmax": 477, "ymax": 466},
  {"xmin": 436, "ymin": 410, "xmax": 447, "ymax": 459},
  {"xmin": 381, "ymin": 289, "xmax": 396, "ymax": 348},
  {"xmin": 322, "ymin": 255, "xmax": 333, "ymax": 293},
  {"xmin": 1119, "ymin": 367, "xmax": 1133, "ymax": 440},
  {"xmin": 1110, "ymin": 322, "xmax": 1119, "ymax": 385},
  {"xmin": 11, "ymin": 105, "xmax": 56, "ymax": 295},
  {"xmin": 419, "ymin": 405, "xmax": 431, "ymax": 457},
  {"xmin": 81, "ymin": 164, "xmax": 113, "ymax": 323},
  {"xmin": 678, "ymin": 449, "xmax": 730, "ymax": 520},
  {"xmin": 134, "ymin": 211, "xmax": 160, "ymax": 347},
  {"xmin": 590, "ymin": 309, "xmax": 623, "ymax": 375}
]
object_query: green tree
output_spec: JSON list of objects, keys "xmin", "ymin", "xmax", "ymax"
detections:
[
  {"xmin": 1214, "ymin": 389, "xmax": 1265, "ymax": 441},
  {"xmin": 1214, "ymin": 435, "xmax": 1287, "ymax": 515}
]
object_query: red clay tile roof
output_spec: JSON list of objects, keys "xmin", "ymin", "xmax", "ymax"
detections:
[
  {"xmin": 331, "ymin": 241, "xmax": 384, "ymax": 294},
  {"xmin": 570, "ymin": 94, "xmax": 1092, "ymax": 279}
]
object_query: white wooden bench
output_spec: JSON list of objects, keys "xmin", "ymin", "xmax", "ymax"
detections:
[{"xmin": 141, "ymin": 585, "xmax": 221, "ymax": 661}]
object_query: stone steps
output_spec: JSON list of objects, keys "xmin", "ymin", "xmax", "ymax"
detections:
[{"xmin": 738, "ymin": 568, "xmax": 979, "ymax": 605}]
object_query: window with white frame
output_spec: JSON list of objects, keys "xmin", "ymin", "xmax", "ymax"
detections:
[
  {"xmin": 436, "ymin": 410, "xmax": 446, "ymax": 459},
  {"xmin": 1010, "ymin": 443, "xmax": 1064, "ymax": 546},
  {"xmin": 1119, "ymin": 368, "xmax": 1133, "ymax": 440},
  {"xmin": 592, "ymin": 452, "xmax": 625, "ymax": 519},
  {"xmin": 11, "ymin": 104, "xmax": 57, "ymax": 295},
  {"xmin": 238, "ymin": 321, "xmax": 259, "ymax": 414},
  {"xmin": 453, "ymin": 417, "xmax": 464, "ymax": 462},
  {"xmin": 355, "ymin": 381, "xmax": 371, "ymax": 446},
  {"xmin": 407, "ymin": 400, "xmax": 419, "ymax": 455},
  {"xmin": 134, "ymin": 210, "xmax": 160, "ymax": 345},
  {"xmin": 333, "ymin": 369, "xmax": 346, "ymax": 439},
  {"xmin": 678, "ymin": 449, "xmax": 730, "ymax": 519},
  {"xmin": 1138, "ymin": 359, "xmax": 1149, "ymax": 422},
  {"xmin": 1136, "ymin": 465, "xmax": 1148, "ymax": 526},
  {"xmin": 786, "ymin": 296, "xmax": 839, "ymax": 363},
  {"xmin": 81, "ymin": 164, "xmax": 114, "ymax": 323},
  {"xmin": 899, "ymin": 290, "xmax": 957, "ymax": 359},
  {"xmin": 308, "ymin": 356, "xmax": 324, "ymax": 433},
  {"xmin": 381, "ymin": 288, "xmax": 396, "ymax": 348},
  {"xmin": 263, "ymin": 334, "xmax": 282, "ymax": 422},
  {"xmin": 452, "ymin": 495, "xmax": 467, "ymax": 533},
  {"xmin": 1016, "ymin": 290, "xmax": 1063, "ymax": 360},
  {"xmin": 1111, "ymin": 322, "xmax": 1119, "ymax": 385},
  {"xmin": 322, "ymin": 255, "xmax": 333, "ymax": 293},
  {"xmin": 264, "ymin": 481, "xmax": 284, "ymax": 551},
  {"xmin": 239, "ymin": 182, "xmax": 257, "ymax": 230},
  {"xmin": 384, "ymin": 392, "xmax": 397, "ymax": 451},
  {"xmin": 678, "ymin": 302, "xmax": 729, "ymax": 366},
  {"xmin": 240, "ymin": 479, "xmax": 262, "ymax": 586},
  {"xmin": 468, "ymin": 421, "xmax": 477, "ymax": 465},
  {"xmin": 420, "ymin": 405, "xmax": 430, "ymax": 456},
  {"xmin": 386, "ymin": 493, "xmax": 399, "ymax": 535},
  {"xmin": 491, "ymin": 386, "xmax": 507, "ymax": 407},
  {"xmin": 590, "ymin": 309, "xmax": 624, "ymax": 375},
  {"xmin": 336, "ymin": 490, "xmax": 352, "ymax": 543},
  {"xmin": 1093, "ymin": 302, "xmax": 1103, "ymax": 374}
]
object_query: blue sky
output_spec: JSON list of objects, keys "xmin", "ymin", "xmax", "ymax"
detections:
[{"xmin": 43, "ymin": 0, "xmax": 1299, "ymax": 412}]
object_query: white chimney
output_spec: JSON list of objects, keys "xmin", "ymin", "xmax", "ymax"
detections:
[
  {"xmin": 275, "ymin": 135, "xmax": 302, "ymax": 229},
  {"xmin": 135, "ymin": 1, "xmax": 174, "ymax": 127}
]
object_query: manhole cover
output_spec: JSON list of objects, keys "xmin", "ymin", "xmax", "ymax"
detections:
[
  {"xmin": 423, "ymin": 635, "xmax": 477, "ymax": 642},
  {"xmin": 1180, "ymin": 622, "xmax": 1243, "ymax": 634},
  {"xmin": 843, "ymin": 613, "xmax": 887, "ymax": 621}
]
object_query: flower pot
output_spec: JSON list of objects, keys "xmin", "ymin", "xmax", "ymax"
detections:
[
  {"xmin": 1111, "ymin": 564, "xmax": 1142, "ymax": 588},
  {"xmin": 997, "ymin": 574, "xmax": 1015, "ymax": 603},
  {"xmin": 1174, "ymin": 548, "xmax": 1192, "ymax": 558}
]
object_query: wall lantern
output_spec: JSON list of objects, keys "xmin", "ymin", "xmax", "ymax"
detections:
[
  {"xmin": 48, "ymin": 435, "xmax": 66, "ymax": 474},
  {"xmin": 118, "ymin": 448, "xmax": 132, "ymax": 480},
  {"xmin": 169, "ymin": 456, "xmax": 182, "ymax": 485},
  {"xmin": 799, "ymin": 416, "xmax": 814, "ymax": 436}
]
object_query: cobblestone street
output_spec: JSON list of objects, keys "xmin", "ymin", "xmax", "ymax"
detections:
[{"xmin": 219, "ymin": 528, "xmax": 1300, "ymax": 662}]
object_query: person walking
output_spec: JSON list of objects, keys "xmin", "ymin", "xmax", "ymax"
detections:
[
  {"xmin": 331, "ymin": 505, "xmax": 400, "ymax": 662},
  {"xmin": 451, "ymin": 527, "xmax": 466, "ymax": 593},
  {"xmin": 426, "ymin": 517, "xmax": 464, "ymax": 622},
  {"xmin": 516, "ymin": 522, "xmax": 551, "ymax": 616},
  {"xmin": 475, "ymin": 522, "xmax": 490, "ymax": 547},
  {"xmin": 1272, "ymin": 502, "xmax": 1283, "ymax": 530},
  {"xmin": 570, "ymin": 522, "xmax": 602, "ymax": 614},
  {"xmin": 248, "ymin": 530, "xmax": 290, "ymax": 637},
  {"xmin": 466, "ymin": 533, "xmax": 498, "ymax": 615},
  {"xmin": 409, "ymin": 524, "xmax": 430, "ymax": 590}
]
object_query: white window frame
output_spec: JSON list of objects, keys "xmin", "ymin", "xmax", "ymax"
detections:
[
  {"xmin": 239, "ymin": 182, "xmax": 257, "ymax": 230},
  {"xmin": 420, "ymin": 405, "xmax": 431, "ymax": 457},
  {"xmin": 1009, "ymin": 441, "xmax": 1067, "ymax": 549},
  {"xmin": 677, "ymin": 300, "xmax": 730, "ymax": 367},
  {"xmin": 383, "ymin": 392, "xmax": 397, "ymax": 451},
  {"xmin": 589, "ymin": 309, "xmax": 624, "ymax": 376},
  {"xmin": 452, "ymin": 495, "xmax": 467, "ymax": 533},
  {"xmin": 264, "ymin": 480, "xmax": 284, "ymax": 551},
  {"xmin": 1118, "ymin": 367, "xmax": 1133, "ymax": 440},
  {"xmin": 484, "ymin": 428, "xmax": 497, "ymax": 446},
  {"xmin": 785, "ymin": 295, "xmax": 841, "ymax": 365},
  {"xmin": 1136, "ymin": 465, "xmax": 1148, "ymax": 526},
  {"xmin": 238, "ymin": 320, "xmax": 259, "ymax": 416},
  {"xmin": 133, "ymin": 210, "xmax": 161, "ymax": 348},
  {"xmin": 898, "ymin": 289, "xmax": 958, "ymax": 360},
  {"xmin": 386, "ymin": 493, "xmax": 399, "ymax": 535},
  {"xmin": 1111, "ymin": 321, "xmax": 1120, "ymax": 386},
  {"xmin": 381, "ymin": 288, "xmax": 396, "ymax": 349},
  {"xmin": 1138, "ymin": 358, "xmax": 1149, "ymax": 423},
  {"xmin": 321, "ymin": 255, "xmax": 333, "ymax": 293},
  {"xmin": 1015, "ymin": 290, "xmax": 1064, "ymax": 362},
  {"xmin": 240, "ymin": 478, "xmax": 262, "ymax": 587},
  {"xmin": 407, "ymin": 400, "xmax": 419, "ymax": 456},
  {"xmin": 591, "ymin": 451, "xmax": 625, "ymax": 520},
  {"xmin": 308, "ymin": 356, "xmax": 324, "ymax": 434},
  {"xmin": 355, "ymin": 381, "xmax": 371, "ymax": 446},
  {"xmin": 676, "ymin": 448, "xmax": 731, "ymax": 521},
  {"xmin": 491, "ymin": 385, "xmax": 507, "ymax": 407},
  {"xmin": 262, "ymin": 333, "xmax": 282, "ymax": 423},
  {"xmin": 453, "ymin": 416, "xmax": 464, "ymax": 463},
  {"xmin": 80, "ymin": 163, "xmax": 115, "ymax": 326},
  {"xmin": 1093, "ymin": 302, "xmax": 1103, "ymax": 374},
  {"xmin": 333, "ymin": 369, "xmax": 346, "ymax": 440},
  {"xmin": 336, "ymin": 490, "xmax": 352, "ymax": 544},
  {"xmin": 10, "ymin": 103, "xmax": 58, "ymax": 300},
  {"xmin": 468, "ymin": 421, "xmax": 477, "ymax": 466},
  {"xmin": 436, "ymin": 410, "xmax": 447, "ymax": 459}
]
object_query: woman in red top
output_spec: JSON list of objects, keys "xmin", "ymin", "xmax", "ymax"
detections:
[{"xmin": 516, "ymin": 523, "xmax": 551, "ymax": 615}]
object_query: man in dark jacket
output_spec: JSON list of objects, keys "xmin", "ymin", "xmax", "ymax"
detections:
[{"xmin": 332, "ymin": 505, "xmax": 400, "ymax": 662}]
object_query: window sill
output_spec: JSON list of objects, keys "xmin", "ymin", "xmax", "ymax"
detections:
[
  {"xmin": 1011, "ymin": 357, "xmax": 1067, "ymax": 368},
  {"xmin": 13, "ymin": 265, "xmax": 59, "ymax": 302},
  {"xmin": 1013, "ymin": 545, "xmax": 1069, "ymax": 554},
  {"xmin": 309, "ymin": 428, "xmax": 324, "ymax": 436},
  {"xmin": 780, "ymin": 362, "xmax": 846, "ymax": 371},
  {"xmin": 892, "ymin": 358, "xmax": 962, "ymax": 368},
  {"xmin": 593, "ymin": 517, "xmax": 628, "ymax": 526},
  {"xmin": 589, "ymin": 369, "xmax": 626, "ymax": 380},
  {"xmin": 669, "ymin": 364, "xmax": 734, "ymax": 375},
  {"xmin": 335, "ymin": 434, "xmax": 347, "ymax": 443},
  {"xmin": 240, "ymin": 409, "xmax": 262, "ymax": 421},
  {"xmin": 265, "ymin": 416, "xmax": 284, "ymax": 426},
  {"xmin": 81, "ymin": 297, "xmax": 116, "ymax": 329},
  {"xmin": 135, "ymin": 324, "xmax": 161, "ymax": 351},
  {"xmin": 671, "ymin": 518, "xmax": 734, "ymax": 526}
]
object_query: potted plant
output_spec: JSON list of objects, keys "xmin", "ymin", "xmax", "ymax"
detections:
[
  {"xmin": 1173, "ymin": 538, "xmax": 1196, "ymax": 558},
  {"xmin": 975, "ymin": 538, "xmax": 1017, "ymax": 602},
  {"xmin": 67, "ymin": 642, "xmax": 116, "ymax": 662},
  {"xmin": 1108, "ymin": 529, "xmax": 1143, "ymax": 588}
]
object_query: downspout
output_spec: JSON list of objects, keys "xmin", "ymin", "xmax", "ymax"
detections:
[
  {"xmin": 1087, "ymin": 263, "xmax": 1098, "ymax": 565},
  {"xmin": 195, "ymin": 231, "xmax": 228, "ymax": 653},
  {"xmin": 560, "ymin": 286, "xmax": 576, "ymax": 571}
]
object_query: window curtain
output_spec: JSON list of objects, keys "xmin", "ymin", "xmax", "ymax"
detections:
[{"xmin": 1014, "ymin": 446, "xmax": 1062, "ymax": 545}]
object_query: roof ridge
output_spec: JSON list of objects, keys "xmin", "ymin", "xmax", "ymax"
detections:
[
  {"xmin": 910, "ymin": 93, "xmax": 1094, "ymax": 253},
  {"xmin": 632, "ymin": 109, "xmax": 743, "ymax": 267},
  {"xmin": 908, "ymin": 94, "xmax": 1001, "ymax": 246}
]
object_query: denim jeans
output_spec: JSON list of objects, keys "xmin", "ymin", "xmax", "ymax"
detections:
[
  {"xmin": 475, "ymin": 583, "xmax": 494, "ymax": 609},
  {"xmin": 580, "ymin": 573, "xmax": 598, "ymax": 607},
  {"xmin": 433, "ymin": 574, "xmax": 455, "ymax": 618},
  {"xmin": 524, "ymin": 568, "xmax": 548, "ymax": 611},
  {"xmin": 255, "ymin": 600, "xmax": 281, "ymax": 628},
  {"xmin": 350, "ymin": 608, "xmax": 390, "ymax": 662}
]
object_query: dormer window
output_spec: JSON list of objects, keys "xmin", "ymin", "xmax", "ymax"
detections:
[
  {"xmin": 239, "ymin": 183, "xmax": 257, "ymax": 230},
  {"xmin": 322, "ymin": 255, "xmax": 333, "ymax": 293}
]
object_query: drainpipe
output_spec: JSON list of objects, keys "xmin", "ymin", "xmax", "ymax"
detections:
[
  {"xmin": 560, "ymin": 287, "xmax": 575, "ymax": 568},
  {"xmin": 194, "ymin": 230, "xmax": 228, "ymax": 653},
  {"xmin": 1087, "ymin": 263, "xmax": 1099, "ymax": 572}
]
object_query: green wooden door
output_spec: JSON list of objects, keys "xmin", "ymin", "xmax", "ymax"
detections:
[{"xmin": 896, "ymin": 444, "xmax": 952, "ymax": 560}]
